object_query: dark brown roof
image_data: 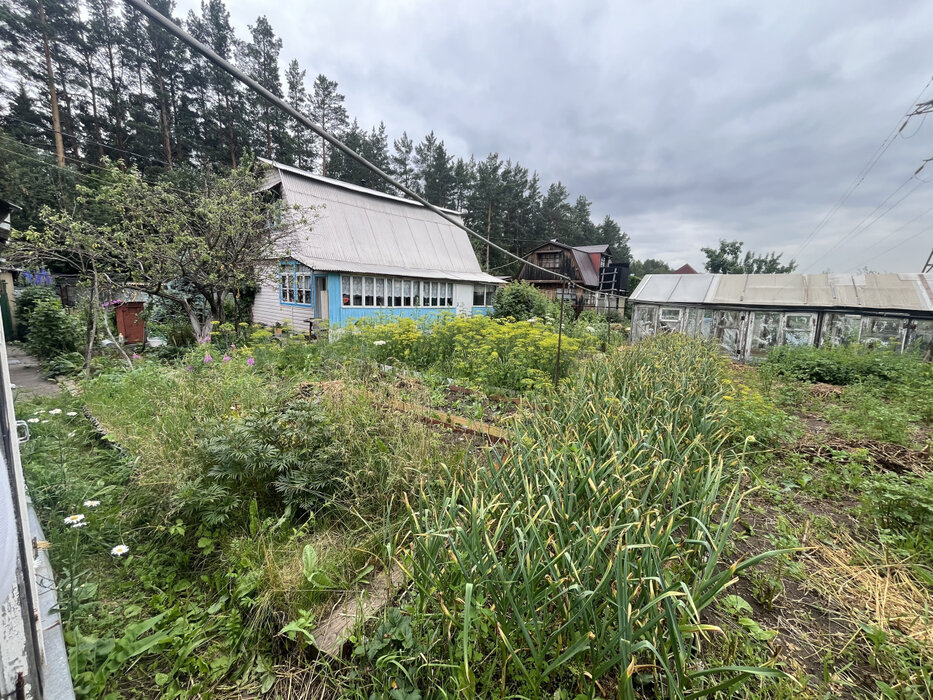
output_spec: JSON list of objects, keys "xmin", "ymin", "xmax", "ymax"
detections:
[{"xmin": 673, "ymin": 264, "xmax": 698, "ymax": 274}]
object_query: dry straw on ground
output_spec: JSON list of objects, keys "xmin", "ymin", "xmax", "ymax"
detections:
[{"xmin": 802, "ymin": 530, "xmax": 933, "ymax": 649}]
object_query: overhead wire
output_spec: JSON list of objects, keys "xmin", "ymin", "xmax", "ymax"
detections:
[
  {"xmin": 120, "ymin": 0, "xmax": 603, "ymax": 294},
  {"xmin": 791, "ymin": 74, "xmax": 933, "ymax": 261},
  {"xmin": 870, "ymin": 220, "xmax": 933, "ymax": 261},
  {"xmin": 855, "ymin": 201, "xmax": 933, "ymax": 263},
  {"xmin": 2, "ymin": 114, "xmax": 173, "ymax": 166},
  {"xmin": 802, "ymin": 172, "xmax": 928, "ymax": 272}
]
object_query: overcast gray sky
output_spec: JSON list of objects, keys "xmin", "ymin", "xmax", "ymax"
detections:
[{"xmin": 178, "ymin": 0, "xmax": 933, "ymax": 272}]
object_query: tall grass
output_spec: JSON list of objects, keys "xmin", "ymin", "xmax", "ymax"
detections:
[{"xmin": 405, "ymin": 335, "xmax": 783, "ymax": 698}]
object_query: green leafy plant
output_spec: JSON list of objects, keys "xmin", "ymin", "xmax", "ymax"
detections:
[{"xmin": 26, "ymin": 297, "xmax": 83, "ymax": 361}]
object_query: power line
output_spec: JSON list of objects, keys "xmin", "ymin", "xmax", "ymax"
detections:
[
  {"xmin": 791, "ymin": 74, "xmax": 933, "ymax": 260},
  {"xmin": 871, "ymin": 220, "xmax": 933, "ymax": 261},
  {"xmin": 0, "ymin": 133, "xmax": 225, "ymax": 202},
  {"xmin": 856, "ymin": 201, "xmax": 933, "ymax": 264},
  {"xmin": 2, "ymin": 115, "xmax": 172, "ymax": 166},
  {"xmin": 803, "ymin": 170, "xmax": 928, "ymax": 272},
  {"xmin": 120, "ymin": 0, "xmax": 584, "ymax": 290}
]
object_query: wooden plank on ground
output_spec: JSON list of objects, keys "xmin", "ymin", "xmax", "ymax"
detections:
[
  {"xmin": 310, "ymin": 565, "xmax": 406, "ymax": 660},
  {"xmin": 388, "ymin": 399, "xmax": 510, "ymax": 442}
]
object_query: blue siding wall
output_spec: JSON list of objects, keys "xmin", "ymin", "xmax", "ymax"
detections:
[{"xmin": 326, "ymin": 272, "xmax": 486, "ymax": 325}]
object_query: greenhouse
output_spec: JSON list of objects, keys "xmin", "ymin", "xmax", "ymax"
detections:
[{"xmin": 628, "ymin": 273, "xmax": 933, "ymax": 360}]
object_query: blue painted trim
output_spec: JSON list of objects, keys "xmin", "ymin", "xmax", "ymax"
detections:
[{"xmin": 278, "ymin": 260, "xmax": 314, "ymax": 308}]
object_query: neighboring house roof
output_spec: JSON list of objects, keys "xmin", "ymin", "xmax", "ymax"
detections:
[
  {"xmin": 630, "ymin": 273, "xmax": 933, "ymax": 313},
  {"xmin": 521, "ymin": 239, "xmax": 610, "ymax": 288},
  {"xmin": 261, "ymin": 160, "xmax": 502, "ymax": 284},
  {"xmin": 673, "ymin": 264, "xmax": 698, "ymax": 274}
]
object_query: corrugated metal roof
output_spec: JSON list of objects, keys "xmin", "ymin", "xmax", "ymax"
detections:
[
  {"xmin": 630, "ymin": 273, "xmax": 933, "ymax": 312},
  {"xmin": 575, "ymin": 244, "xmax": 610, "ymax": 254},
  {"xmin": 263, "ymin": 161, "xmax": 502, "ymax": 285},
  {"xmin": 570, "ymin": 248, "xmax": 600, "ymax": 286}
]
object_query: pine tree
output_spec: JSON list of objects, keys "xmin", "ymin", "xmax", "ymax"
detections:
[
  {"xmin": 541, "ymin": 182, "xmax": 572, "ymax": 242},
  {"xmin": 284, "ymin": 58, "xmax": 315, "ymax": 169},
  {"xmin": 189, "ymin": 0, "xmax": 243, "ymax": 168},
  {"xmin": 362, "ymin": 122, "xmax": 391, "ymax": 191},
  {"xmin": 1, "ymin": 83, "xmax": 49, "ymax": 148},
  {"xmin": 390, "ymin": 131, "xmax": 417, "ymax": 191},
  {"xmin": 597, "ymin": 215, "xmax": 630, "ymax": 262},
  {"xmin": 244, "ymin": 16, "xmax": 287, "ymax": 159},
  {"xmin": 415, "ymin": 131, "xmax": 454, "ymax": 207},
  {"xmin": 309, "ymin": 74, "xmax": 348, "ymax": 176}
]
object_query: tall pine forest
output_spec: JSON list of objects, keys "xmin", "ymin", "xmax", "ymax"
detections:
[{"xmin": 0, "ymin": 0, "xmax": 632, "ymax": 273}]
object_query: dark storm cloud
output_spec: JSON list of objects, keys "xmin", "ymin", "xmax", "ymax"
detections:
[{"xmin": 180, "ymin": 0, "xmax": 933, "ymax": 271}]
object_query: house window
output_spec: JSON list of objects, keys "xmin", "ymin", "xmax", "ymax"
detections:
[
  {"xmin": 280, "ymin": 262, "xmax": 312, "ymax": 306},
  {"xmin": 296, "ymin": 271, "xmax": 311, "ymax": 305},
  {"xmin": 340, "ymin": 275, "xmax": 456, "ymax": 308},
  {"xmin": 539, "ymin": 252, "xmax": 561, "ymax": 270},
  {"xmin": 473, "ymin": 284, "xmax": 497, "ymax": 306},
  {"xmin": 281, "ymin": 267, "xmax": 295, "ymax": 303}
]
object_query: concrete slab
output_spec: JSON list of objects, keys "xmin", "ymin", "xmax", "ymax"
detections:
[{"xmin": 5, "ymin": 346, "xmax": 59, "ymax": 399}]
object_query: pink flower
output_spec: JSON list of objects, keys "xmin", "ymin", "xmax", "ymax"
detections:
[
  {"xmin": 204, "ymin": 354, "xmax": 213, "ymax": 363},
  {"xmin": 132, "ymin": 353, "xmax": 141, "ymax": 359},
  {"xmin": 246, "ymin": 357, "xmax": 255, "ymax": 366},
  {"xmin": 230, "ymin": 344, "xmax": 236, "ymax": 350},
  {"xmin": 222, "ymin": 355, "xmax": 231, "ymax": 362},
  {"xmin": 186, "ymin": 365, "xmax": 195, "ymax": 372}
]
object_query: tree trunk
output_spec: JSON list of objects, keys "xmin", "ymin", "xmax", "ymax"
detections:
[
  {"xmin": 37, "ymin": 0, "xmax": 65, "ymax": 166},
  {"xmin": 83, "ymin": 51, "xmax": 105, "ymax": 161},
  {"xmin": 154, "ymin": 51, "xmax": 174, "ymax": 168},
  {"xmin": 83, "ymin": 273, "xmax": 99, "ymax": 379},
  {"xmin": 101, "ymin": 6, "xmax": 126, "ymax": 151},
  {"xmin": 225, "ymin": 93, "xmax": 237, "ymax": 168},
  {"xmin": 174, "ymin": 295, "xmax": 212, "ymax": 345}
]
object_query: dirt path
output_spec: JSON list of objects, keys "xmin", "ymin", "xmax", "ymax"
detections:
[{"xmin": 6, "ymin": 344, "xmax": 59, "ymax": 398}]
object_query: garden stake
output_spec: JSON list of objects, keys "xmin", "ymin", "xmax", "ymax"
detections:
[{"xmin": 554, "ymin": 282, "xmax": 565, "ymax": 387}]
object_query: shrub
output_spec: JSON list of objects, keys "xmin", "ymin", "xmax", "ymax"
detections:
[
  {"xmin": 490, "ymin": 281, "xmax": 555, "ymax": 321},
  {"xmin": 765, "ymin": 345, "xmax": 915, "ymax": 385},
  {"xmin": 26, "ymin": 297, "xmax": 83, "ymax": 361},
  {"xmin": 15, "ymin": 285, "xmax": 59, "ymax": 339},
  {"xmin": 189, "ymin": 396, "xmax": 342, "ymax": 527}
]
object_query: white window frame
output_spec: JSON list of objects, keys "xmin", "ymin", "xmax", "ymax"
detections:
[
  {"xmin": 341, "ymin": 275, "xmax": 456, "ymax": 308},
  {"xmin": 280, "ymin": 262, "xmax": 313, "ymax": 306}
]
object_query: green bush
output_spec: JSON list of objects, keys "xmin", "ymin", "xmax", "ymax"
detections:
[
  {"xmin": 765, "ymin": 344, "xmax": 915, "ymax": 385},
  {"xmin": 490, "ymin": 281, "xmax": 555, "ymax": 321},
  {"xmin": 26, "ymin": 297, "xmax": 83, "ymax": 361},
  {"xmin": 187, "ymin": 396, "xmax": 341, "ymax": 527},
  {"xmin": 15, "ymin": 285, "xmax": 59, "ymax": 339}
]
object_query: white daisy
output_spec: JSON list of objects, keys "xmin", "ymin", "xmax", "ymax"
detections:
[
  {"xmin": 33, "ymin": 410, "xmax": 45, "ymax": 415},
  {"xmin": 27, "ymin": 418, "xmax": 39, "ymax": 424},
  {"xmin": 373, "ymin": 340, "xmax": 387, "ymax": 346},
  {"xmin": 49, "ymin": 409, "xmax": 62, "ymax": 415},
  {"xmin": 71, "ymin": 521, "xmax": 88, "ymax": 528},
  {"xmin": 66, "ymin": 411, "xmax": 78, "ymax": 417},
  {"xmin": 83, "ymin": 500, "xmax": 100, "ymax": 508},
  {"xmin": 67, "ymin": 431, "xmax": 76, "ymax": 438},
  {"xmin": 110, "ymin": 544, "xmax": 130, "ymax": 557},
  {"xmin": 40, "ymin": 420, "xmax": 49, "ymax": 424},
  {"xmin": 64, "ymin": 514, "xmax": 85, "ymax": 526}
]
